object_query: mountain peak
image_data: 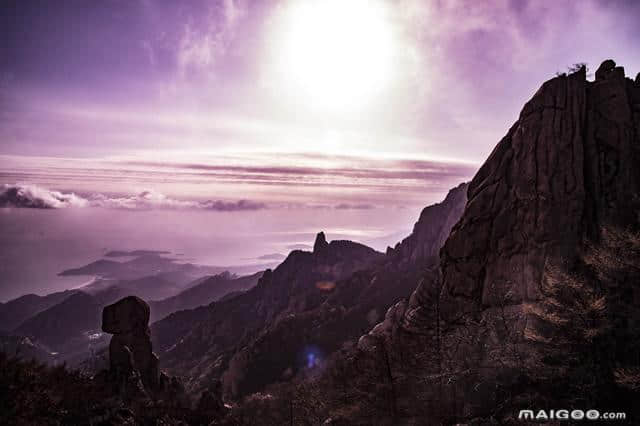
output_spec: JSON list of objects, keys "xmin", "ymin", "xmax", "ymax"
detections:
[
  {"xmin": 350, "ymin": 58, "xmax": 640, "ymax": 422},
  {"xmin": 313, "ymin": 231, "xmax": 328, "ymax": 253}
]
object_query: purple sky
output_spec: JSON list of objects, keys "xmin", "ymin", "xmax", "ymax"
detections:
[
  {"xmin": 0, "ymin": 0, "xmax": 639, "ymax": 300},
  {"xmin": 2, "ymin": 0, "xmax": 638, "ymax": 208}
]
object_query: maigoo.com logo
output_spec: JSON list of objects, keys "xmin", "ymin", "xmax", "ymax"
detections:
[{"xmin": 518, "ymin": 409, "xmax": 626, "ymax": 421}]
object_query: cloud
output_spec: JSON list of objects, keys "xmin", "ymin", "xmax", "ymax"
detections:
[
  {"xmin": 172, "ymin": 0, "xmax": 249, "ymax": 80},
  {"xmin": 256, "ymin": 253, "xmax": 286, "ymax": 261},
  {"xmin": 125, "ymin": 154, "xmax": 477, "ymax": 184},
  {"xmin": 1, "ymin": 152, "xmax": 477, "ymax": 209},
  {"xmin": 334, "ymin": 203, "xmax": 375, "ymax": 210},
  {"xmin": 89, "ymin": 189, "xmax": 266, "ymax": 211},
  {"xmin": 386, "ymin": 0, "xmax": 640, "ymax": 159},
  {"xmin": 201, "ymin": 199, "xmax": 266, "ymax": 211},
  {"xmin": 0, "ymin": 184, "xmax": 88, "ymax": 209},
  {"xmin": 0, "ymin": 184, "xmax": 266, "ymax": 211}
]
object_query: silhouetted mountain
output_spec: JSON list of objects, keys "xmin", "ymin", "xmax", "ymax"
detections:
[
  {"xmin": 217, "ymin": 185, "xmax": 470, "ymax": 399},
  {"xmin": 149, "ymin": 271, "xmax": 262, "ymax": 322},
  {"xmin": 152, "ymin": 235, "xmax": 386, "ymax": 394},
  {"xmin": 155, "ymin": 270, "xmax": 210, "ymax": 289},
  {"xmin": 76, "ymin": 275, "xmax": 180, "ymax": 301},
  {"xmin": 218, "ymin": 290, "xmax": 246, "ymax": 302},
  {"xmin": 15, "ymin": 292, "xmax": 105, "ymax": 355},
  {"xmin": 119, "ymin": 275, "xmax": 180, "ymax": 300},
  {"xmin": 0, "ymin": 290, "xmax": 78, "ymax": 331},
  {"xmin": 280, "ymin": 61, "xmax": 640, "ymax": 424},
  {"xmin": 151, "ymin": 305, "xmax": 212, "ymax": 356},
  {"xmin": 7, "ymin": 269, "xmax": 263, "ymax": 364},
  {"xmin": 151, "ymin": 183, "xmax": 470, "ymax": 399},
  {"xmin": 59, "ymin": 259, "xmax": 124, "ymax": 277},
  {"xmin": 59, "ymin": 253, "xmax": 226, "ymax": 283}
]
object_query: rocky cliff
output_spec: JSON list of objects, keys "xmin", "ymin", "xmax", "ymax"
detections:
[
  {"xmin": 436, "ymin": 60, "xmax": 639, "ymax": 321},
  {"xmin": 391, "ymin": 182, "xmax": 468, "ymax": 267},
  {"xmin": 284, "ymin": 61, "xmax": 640, "ymax": 424}
]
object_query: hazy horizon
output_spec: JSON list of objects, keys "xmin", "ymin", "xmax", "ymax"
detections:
[
  {"xmin": 2, "ymin": 0, "xmax": 640, "ymax": 302},
  {"xmin": 0, "ymin": 204, "xmax": 423, "ymax": 301}
]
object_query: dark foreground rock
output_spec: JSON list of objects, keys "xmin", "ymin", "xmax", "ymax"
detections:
[
  {"xmin": 0, "ymin": 351, "xmax": 231, "ymax": 425},
  {"xmin": 0, "ymin": 296, "xmax": 228, "ymax": 424}
]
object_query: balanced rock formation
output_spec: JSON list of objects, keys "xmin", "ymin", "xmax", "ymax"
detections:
[{"xmin": 102, "ymin": 296, "xmax": 159, "ymax": 390}]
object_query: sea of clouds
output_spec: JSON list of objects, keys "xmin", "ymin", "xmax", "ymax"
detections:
[{"xmin": 0, "ymin": 184, "xmax": 266, "ymax": 211}]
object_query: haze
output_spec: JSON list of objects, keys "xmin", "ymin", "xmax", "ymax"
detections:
[{"xmin": 1, "ymin": 0, "xmax": 639, "ymax": 300}]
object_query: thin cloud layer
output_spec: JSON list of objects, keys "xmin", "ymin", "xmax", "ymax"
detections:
[
  {"xmin": 334, "ymin": 203, "xmax": 375, "ymax": 210},
  {"xmin": 0, "ymin": 184, "xmax": 266, "ymax": 211},
  {"xmin": 90, "ymin": 190, "xmax": 266, "ymax": 211},
  {"xmin": 0, "ymin": 153, "xmax": 477, "ymax": 208}
]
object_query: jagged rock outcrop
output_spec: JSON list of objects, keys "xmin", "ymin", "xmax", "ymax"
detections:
[
  {"xmin": 153, "ymin": 185, "xmax": 470, "ymax": 402},
  {"xmin": 327, "ymin": 61, "xmax": 640, "ymax": 423},
  {"xmin": 154, "ymin": 235, "xmax": 384, "ymax": 396},
  {"xmin": 102, "ymin": 296, "xmax": 159, "ymax": 390},
  {"xmin": 216, "ymin": 190, "xmax": 473, "ymax": 399},
  {"xmin": 436, "ymin": 60, "xmax": 639, "ymax": 319},
  {"xmin": 392, "ymin": 182, "xmax": 468, "ymax": 268},
  {"xmin": 313, "ymin": 231, "xmax": 329, "ymax": 253}
]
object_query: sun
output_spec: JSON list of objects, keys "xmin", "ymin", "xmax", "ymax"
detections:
[{"xmin": 269, "ymin": 0, "xmax": 396, "ymax": 112}]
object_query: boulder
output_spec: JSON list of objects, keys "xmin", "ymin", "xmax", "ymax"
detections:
[
  {"xmin": 595, "ymin": 59, "xmax": 616, "ymax": 80},
  {"xmin": 102, "ymin": 295, "xmax": 150, "ymax": 334},
  {"xmin": 101, "ymin": 296, "xmax": 159, "ymax": 390}
]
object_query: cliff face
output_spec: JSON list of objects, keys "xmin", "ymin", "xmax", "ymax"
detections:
[
  {"xmin": 437, "ymin": 61, "xmax": 639, "ymax": 321},
  {"xmin": 392, "ymin": 182, "xmax": 468, "ymax": 268},
  {"xmin": 324, "ymin": 61, "xmax": 640, "ymax": 423}
]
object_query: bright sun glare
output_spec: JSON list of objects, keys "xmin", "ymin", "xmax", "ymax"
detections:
[{"xmin": 272, "ymin": 0, "xmax": 395, "ymax": 112}]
